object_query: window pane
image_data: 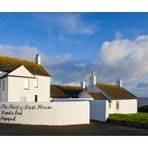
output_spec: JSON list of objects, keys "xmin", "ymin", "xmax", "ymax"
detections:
[
  {"xmin": 109, "ymin": 102, "xmax": 111, "ymax": 108},
  {"xmin": 24, "ymin": 79, "xmax": 29, "ymax": 89},
  {"xmin": 2, "ymin": 79, "xmax": 5, "ymax": 91},
  {"xmin": 20, "ymin": 96, "xmax": 26, "ymax": 102},
  {"xmin": 116, "ymin": 101, "xmax": 119, "ymax": 110},
  {"xmin": 35, "ymin": 78, "xmax": 38, "ymax": 88}
]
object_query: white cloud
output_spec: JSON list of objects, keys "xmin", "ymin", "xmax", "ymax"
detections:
[
  {"xmin": 98, "ymin": 35, "xmax": 148, "ymax": 82},
  {"xmin": 1, "ymin": 34, "xmax": 148, "ymax": 97},
  {"xmin": 43, "ymin": 54, "xmax": 72, "ymax": 66},
  {"xmin": 0, "ymin": 44, "xmax": 39, "ymax": 61},
  {"xmin": 37, "ymin": 13, "xmax": 98, "ymax": 35},
  {"xmin": 0, "ymin": 44, "xmax": 73, "ymax": 77},
  {"xmin": 58, "ymin": 13, "xmax": 96, "ymax": 34}
]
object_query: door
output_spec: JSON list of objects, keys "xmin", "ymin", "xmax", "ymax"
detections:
[{"xmin": 35, "ymin": 95, "xmax": 38, "ymax": 102}]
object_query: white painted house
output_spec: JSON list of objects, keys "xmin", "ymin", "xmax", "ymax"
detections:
[
  {"xmin": 0, "ymin": 55, "xmax": 50, "ymax": 102},
  {"xmin": 79, "ymin": 72, "xmax": 138, "ymax": 114}
]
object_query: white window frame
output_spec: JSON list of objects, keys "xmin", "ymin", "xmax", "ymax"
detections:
[
  {"xmin": 2, "ymin": 79, "xmax": 5, "ymax": 91},
  {"xmin": 116, "ymin": 101, "xmax": 120, "ymax": 110},
  {"xmin": 109, "ymin": 101, "xmax": 112, "ymax": 108},
  {"xmin": 24, "ymin": 78, "xmax": 29, "ymax": 90},
  {"xmin": 35, "ymin": 78, "xmax": 38, "ymax": 88},
  {"xmin": 20, "ymin": 96, "xmax": 26, "ymax": 102}
]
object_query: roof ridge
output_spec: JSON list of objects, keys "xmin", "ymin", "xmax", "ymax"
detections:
[
  {"xmin": 55, "ymin": 84, "xmax": 82, "ymax": 88},
  {"xmin": 96, "ymin": 83, "xmax": 116, "ymax": 86}
]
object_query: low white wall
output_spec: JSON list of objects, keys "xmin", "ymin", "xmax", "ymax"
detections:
[
  {"xmin": 0, "ymin": 102, "xmax": 90, "ymax": 126},
  {"xmin": 52, "ymin": 98, "xmax": 108, "ymax": 122},
  {"xmin": 109, "ymin": 99, "xmax": 137, "ymax": 114},
  {"xmin": 138, "ymin": 98, "xmax": 148, "ymax": 107},
  {"xmin": 89, "ymin": 100, "xmax": 108, "ymax": 122}
]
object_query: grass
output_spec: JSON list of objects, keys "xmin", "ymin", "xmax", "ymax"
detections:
[{"xmin": 109, "ymin": 112, "xmax": 148, "ymax": 123}]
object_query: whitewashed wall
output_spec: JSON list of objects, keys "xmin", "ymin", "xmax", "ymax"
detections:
[
  {"xmin": 109, "ymin": 99, "xmax": 137, "ymax": 114},
  {"xmin": 0, "ymin": 102, "xmax": 90, "ymax": 125},
  {"xmin": 4, "ymin": 65, "xmax": 51, "ymax": 102},
  {"xmin": 89, "ymin": 100, "xmax": 108, "ymax": 122},
  {"xmin": 52, "ymin": 98, "xmax": 108, "ymax": 122}
]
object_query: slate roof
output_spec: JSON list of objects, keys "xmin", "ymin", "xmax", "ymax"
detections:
[
  {"xmin": 0, "ymin": 56, "xmax": 50, "ymax": 77},
  {"xmin": 50, "ymin": 84, "xmax": 84, "ymax": 98},
  {"xmin": 96, "ymin": 84, "xmax": 137, "ymax": 100}
]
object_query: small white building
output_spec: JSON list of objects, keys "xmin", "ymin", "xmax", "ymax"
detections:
[
  {"xmin": 79, "ymin": 72, "xmax": 138, "ymax": 114},
  {"xmin": 0, "ymin": 55, "xmax": 51, "ymax": 102}
]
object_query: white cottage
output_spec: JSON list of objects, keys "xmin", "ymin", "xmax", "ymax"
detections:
[
  {"xmin": 79, "ymin": 72, "xmax": 138, "ymax": 114},
  {"xmin": 0, "ymin": 55, "xmax": 51, "ymax": 102}
]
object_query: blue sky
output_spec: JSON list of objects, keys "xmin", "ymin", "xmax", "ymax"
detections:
[{"xmin": 0, "ymin": 12, "xmax": 148, "ymax": 97}]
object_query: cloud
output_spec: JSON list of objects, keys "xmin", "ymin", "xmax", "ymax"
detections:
[
  {"xmin": 0, "ymin": 44, "xmax": 73, "ymax": 79},
  {"xmin": 94, "ymin": 35, "xmax": 148, "ymax": 96},
  {"xmin": 0, "ymin": 44, "xmax": 90, "ymax": 84},
  {"xmin": 98, "ymin": 35, "xmax": 148, "ymax": 83},
  {"xmin": 1, "ymin": 34, "xmax": 148, "ymax": 97},
  {"xmin": 0, "ymin": 44, "xmax": 39, "ymax": 61},
  {"xmin": 48, "ymin": 59, "xmax": 95, "ymax": 84},
  {"xmin": 136, "ymin": 82, "xmax": 148, "ymax": 89},
  {"xmin": 36, "ymin": 13, "xmax": 98, "ymax": 35}
]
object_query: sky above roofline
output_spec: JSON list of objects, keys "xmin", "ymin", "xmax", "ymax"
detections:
[{"xmin": 0, "ymin": 12, "xmax": 148, "ymax": 97}]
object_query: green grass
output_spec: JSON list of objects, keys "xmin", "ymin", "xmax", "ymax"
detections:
[{"xmin": 109, "ymin": 112, "xmax": 148, "ymax": 123}]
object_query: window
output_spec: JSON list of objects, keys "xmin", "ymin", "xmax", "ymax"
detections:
[
  {"xmin": 35, "ymin": 78, "xmax": 38, "ymax": 88},
  {"xmin": 35, "ymin": 95, "xmax": 38, "ymax": 102},
  {"xmin": 20, "ymin": 96, "xmax": 26, "ymax": 102},
  {"xmin": 1, "ymin": 79, "xmax": 5, "ymax": 91},
  {"xmin": 109, "ymin": 101, "xmax": 112, "ymax": 108},
  {"xmin": 24, "ymin": 79, "xmax": 29, "ymax": 89},
  {"xmin": 116, "ymin": 101, "xmax": 120, "ymax": 110}
]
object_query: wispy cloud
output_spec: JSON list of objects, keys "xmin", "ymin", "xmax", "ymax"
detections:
[
  {"xmin": 36, "ymin": 13, "xmax": 98, "ymax": 35},
  {"xmin": 0, "ymin": 44, "xmax": 39, "ymax": 61}
]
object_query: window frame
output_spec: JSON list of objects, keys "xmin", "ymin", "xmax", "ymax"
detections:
[
  {"xmin": 20, "ymin": 96, "xmax": 26, "ymax": 102},
  {"xmin": 23, "ymin": 78, "xmax": 29, "ymax": 90},
  {"xmin": 34, "ymin": 78, "xmax": 38, "ymax": 88},
  {"xmin": 116, "ymin": 101, "xmax": 120, "ymax": 110},
  {"xmin": 109, "ymin": 101, "xmax": 112, "ymax": 108},
  {"xmin": 2, "ymin": 79, "xmax": 5, "ymax": 91}
]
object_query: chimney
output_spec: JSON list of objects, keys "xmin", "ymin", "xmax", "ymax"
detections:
[
  {"xmin": 35, "ymin": 54, "xmax": 41, "ymax": 65},
  {"xmin": 116, "ymin": 77, "xmax": 122, "ymax": 87},
  {"xmin": 89, "ymin": 72, "xmax": 96, "ymax": 86},
  {"xmin": 80, "ymin": 81, "xmax": 86, "ymax": 89}
]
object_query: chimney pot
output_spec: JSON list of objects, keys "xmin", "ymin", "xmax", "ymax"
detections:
[
  {"xmin": 89, "ymin": 71, "xmax": 96, "ymax": 86},
  {"xmin": 116, "ymin": 77, "xmax": 122, "ymax": 87},
  {"xmin": 35, "ymin": 54, "xmax": 41, "ymax": 65},
  {"xmin": 80, "ymin": 81, "xmax": 86, "ymax": 89}
]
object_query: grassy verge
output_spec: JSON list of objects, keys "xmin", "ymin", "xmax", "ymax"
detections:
[{"xmin": 109, "ymin": 112, "xmax": 148, "ymax": 123}]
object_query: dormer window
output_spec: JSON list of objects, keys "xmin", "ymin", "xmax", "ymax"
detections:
[{"xmin": 24, "ymin": 78, "xmax": 29, "ymax": 90}]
